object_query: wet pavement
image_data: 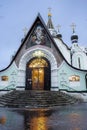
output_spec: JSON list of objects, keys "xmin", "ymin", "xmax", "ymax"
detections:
[{"xmin": 0, "ymin": 103, "xmax": 87, "ymax": 130}]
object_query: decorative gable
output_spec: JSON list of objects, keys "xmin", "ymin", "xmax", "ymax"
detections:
[
  {"xmin": 8, "ymin": 13, "xmax": 64, "ymax": 68},
  {"xmin": 26, "ymin": 19, "xmax": 51, "ymax": 48}
]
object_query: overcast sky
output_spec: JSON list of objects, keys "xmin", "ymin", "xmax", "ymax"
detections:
[{"xmin": 0, "ymin": 0, "xmax": 87, "ymax": 70}]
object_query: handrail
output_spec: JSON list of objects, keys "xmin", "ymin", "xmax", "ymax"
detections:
[
  {"xmin": 1, "ymin": 84, "xmax": 16, "ymax": 91},
  {"xmin": 61, "ymin": 84, "xmax": 86, "ymax": 96},
  {"xmin": 61, "ymin": 84, "xmax": 78, "ymax": 91}
]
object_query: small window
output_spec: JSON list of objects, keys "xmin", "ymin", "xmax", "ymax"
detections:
[
  {"xmin": 69, "ymin": 75, "xmax": 80, "ymax": 82},
  {"xmin": 1, "ymin": 76, "xmax": 9, "ymax": 81}
]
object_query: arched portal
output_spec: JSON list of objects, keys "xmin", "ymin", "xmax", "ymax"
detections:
[
  {"xmin": 25, "ymin": 57, "xmax": 51, "ymax": 90},
  {"xmin": 18, "ymin": 47, "xmax": 58, "ymax": 91}
]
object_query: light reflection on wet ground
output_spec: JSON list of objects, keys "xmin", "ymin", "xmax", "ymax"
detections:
[{"xmin": 0, "ymin": 103, "xmax": 87, "ymax": 130}]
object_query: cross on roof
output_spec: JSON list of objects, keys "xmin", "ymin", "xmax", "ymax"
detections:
[
  {"xmin": 48, "ymin": 7, "xmax": 52, "ymax": 16},
  {"xmin": 48, "ymin": 7, "xmax": 51, "ymax": 13},
  {"xmin": 56, "ymin": 24, "xmax": 61, "ymax": 33},
  {"xmin": 23, "ymin": 27, "xmax": 28, "ymax": 37},
  {"xmin": 71, "ymin": 23, "xmax": 76, "ymax": 33}
]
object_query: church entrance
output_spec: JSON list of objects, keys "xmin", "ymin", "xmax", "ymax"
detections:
[{"xmin": 26, "ymin": 58, "xmax": 51, "ymax": 90}]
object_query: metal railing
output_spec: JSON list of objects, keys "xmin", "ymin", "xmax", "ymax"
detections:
[
  {"xmin": 61, "ymin": 84, "xmax": 86, "ymax": 96},
  {"xmin": 0, "ymin": 84, "xmax": 16, "ymax": 91},
  {"xmin": 61, "ymin": 84, "xmax": 78, "ymax": 91}
]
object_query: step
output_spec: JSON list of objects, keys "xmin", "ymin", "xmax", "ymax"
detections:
[{"xmin": 0, "ymin": 90, "xmax": 80, "ymax": 108}]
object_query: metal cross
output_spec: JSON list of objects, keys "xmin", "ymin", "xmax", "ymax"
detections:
[
  {"xmin": 23, "ymin": 27, "xmax": 28, "ymax": 37},
  {"xmin": 48, "ymin": 7, "xmax": 52, "ymax": 16},
  {"xmin": 48, "ymin": 7, "xmax": 51, "ymax": 13},
  {"xmin": 71, "ymin": 23, "xmax": 76, "ymax": 33},
  {"xmin": 56, "ymin": 24, "xmax": 61, "ymax": 33}
]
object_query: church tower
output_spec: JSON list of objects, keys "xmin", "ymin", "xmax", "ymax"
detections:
[
  {"xmin": 47, "ymin": 8, "xmax": 57, "ymax": 37},
  {"xmin": 47, "ymin": 8, "xmax": 54, "ymax": 29},
  {"xmin": 71, "ymin": 23, "xmax": 78, "ymax": 44},
  {"xmin": 70, "ymin": 23, "xmax": 87, "ymax": 69}
]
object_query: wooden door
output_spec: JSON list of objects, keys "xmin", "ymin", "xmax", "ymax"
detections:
[{"xmin": 32, "ymin": 68, "xmax": 44, "ymax": 90}]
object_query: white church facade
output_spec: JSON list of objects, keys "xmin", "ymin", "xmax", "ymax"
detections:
[{"xmin": 0, "ymin": 13, "xmax": 87, "ymax": 92}]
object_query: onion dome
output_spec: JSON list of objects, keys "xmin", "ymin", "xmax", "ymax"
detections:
[
  {"xmin": 71, "ymin": 23, "xmax": 78, "ymax": 43},
  {"xmin": 57, "ymin": 33, "xmax": 62, "ymax": 39},
  {"xmin": 56, "ymin": 25, "xmax": 62, "ymax": 39},
  {"xmin": 71, "ymin": 33, "xmax": 78, "ymax": 43}
]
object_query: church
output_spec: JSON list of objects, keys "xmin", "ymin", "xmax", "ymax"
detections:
[{"xmin": 0, "ymin": 11, "xmax": 87, "ymax": 92}]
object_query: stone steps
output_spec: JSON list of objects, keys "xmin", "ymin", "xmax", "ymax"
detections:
[{"xmin": 0, "ymin": 90, "xmax": 80, "ymax": 108}]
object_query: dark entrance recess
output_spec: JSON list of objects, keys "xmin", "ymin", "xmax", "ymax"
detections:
[{"xmin": 25, "ymin": 57, "xmax": 51, "ymax": 90}]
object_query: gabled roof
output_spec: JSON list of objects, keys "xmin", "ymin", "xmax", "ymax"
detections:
[{"xmin": 0, "ymin": 13, "xmax": 87, "ymax": 72}]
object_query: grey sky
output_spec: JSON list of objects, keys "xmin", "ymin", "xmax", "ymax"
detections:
[{"xmin": 0, "ymin": 0, "xmax": 87, "ymax": 69}]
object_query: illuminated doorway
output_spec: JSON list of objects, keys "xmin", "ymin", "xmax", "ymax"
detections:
[
  {"xmin": 26, "ymin": 58, "xmax": 51, "ymax": 90},
  {"xmin": 32, "ymin": 68, "xmax": 44, "ymax": 90}
]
